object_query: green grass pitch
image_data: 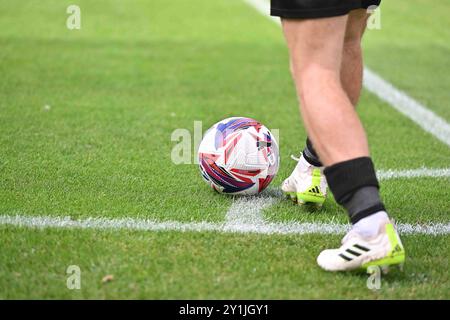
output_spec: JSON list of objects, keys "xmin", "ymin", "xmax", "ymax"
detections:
[{"xmin": 0, "ymin": 0, "xmax": 449, "ymax": 299}]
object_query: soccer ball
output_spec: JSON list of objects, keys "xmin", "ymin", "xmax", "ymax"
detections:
[{"xmin": 198, "ymin": 117, "xmax": 279, "ymax": 195}]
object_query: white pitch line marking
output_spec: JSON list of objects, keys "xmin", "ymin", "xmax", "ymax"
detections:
[
  {"xmin": 225, "ymin": 196, "xmax": 276, "ymax": 226},
  {"xmin": 363, "ymin": 69, "xmax": 450, "ymax": 148},
  {"xmin": 377, "ymin": 167, "xmax": 450, "ymax": 180},
  {"xmin": 0, "ymin": 214, "xmax": 449, "ymax": 236},
  {"xmin": 243, "ymin": 0, "xmax": 450, "ymax": 148},
  {"xmin": 243, "ymin": 0, "xmax": 280, "ymax": 24},
  {"xmin": 1, "ymin": 169, "xmax": 448, "ymax": 236}
]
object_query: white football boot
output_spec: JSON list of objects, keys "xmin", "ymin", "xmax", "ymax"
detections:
[
  {"xmin": 317, "ymin": 216, "xmax": 406, "ymax": 272},
  {"xmin": 281, "ymin": 154, "xmax": 327, "ymax": 207}
]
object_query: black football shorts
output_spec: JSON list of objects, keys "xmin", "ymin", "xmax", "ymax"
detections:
[{"xmin": 271, "ymin": 0, "xmax": 381, "ymax": 19}]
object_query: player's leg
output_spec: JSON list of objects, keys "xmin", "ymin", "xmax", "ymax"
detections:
[
  {"xmin": 280, "ymin": 13, "xmax": 369, "ymax": 208},
  {"xmin": 282, "ymin": 16, "xmax": 370, "ymax": 165},
  {"xmin": 301, "ymin": 6, "xmax": 374, "ymax": 161},
  {"xmin": 341, "ymin": 8, "xmax": 369, "ymax": 106},
  {"xmin": 311, "ymin": 4, "xmax": 403, "ymax": 272},
  {"xmin": 275, "ymin": 4, "xmax": 404, "ymax": 271},
  {"xmin": 300, "ymin": 9, "xmax": 369, "ymax": 162},
  {"xmin": 282, "ymin": 9, "xmax": 371, "ymax": 206},
  {"xmin": 280, "ymin": 15, "xmax": 354, "ymax": 206}
]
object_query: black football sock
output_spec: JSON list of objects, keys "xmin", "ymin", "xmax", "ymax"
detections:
[
  {"xmin": 302, "ymin": 137, "xmax": 323, "ymax": 167},
  {"xmin": 344, "ymin": 186, "xmax": 382, "ymax": 220},
  {"xmin": 323, "ymin": 157, "xmax": 385, "ymax": 224}
]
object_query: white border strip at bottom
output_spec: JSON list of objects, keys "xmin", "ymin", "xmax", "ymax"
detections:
[{"xmin": 0, "ymin": 214, "xmax": 448, "ymax": 236}]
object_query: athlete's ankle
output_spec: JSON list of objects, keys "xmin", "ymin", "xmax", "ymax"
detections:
[
  {"xmin": 303, "ymin": 137, "xmax": 323, "ymax": 167},
  {"xmin": 352, "ymin": 210, "xmax": 390, "ymax": 238}
]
